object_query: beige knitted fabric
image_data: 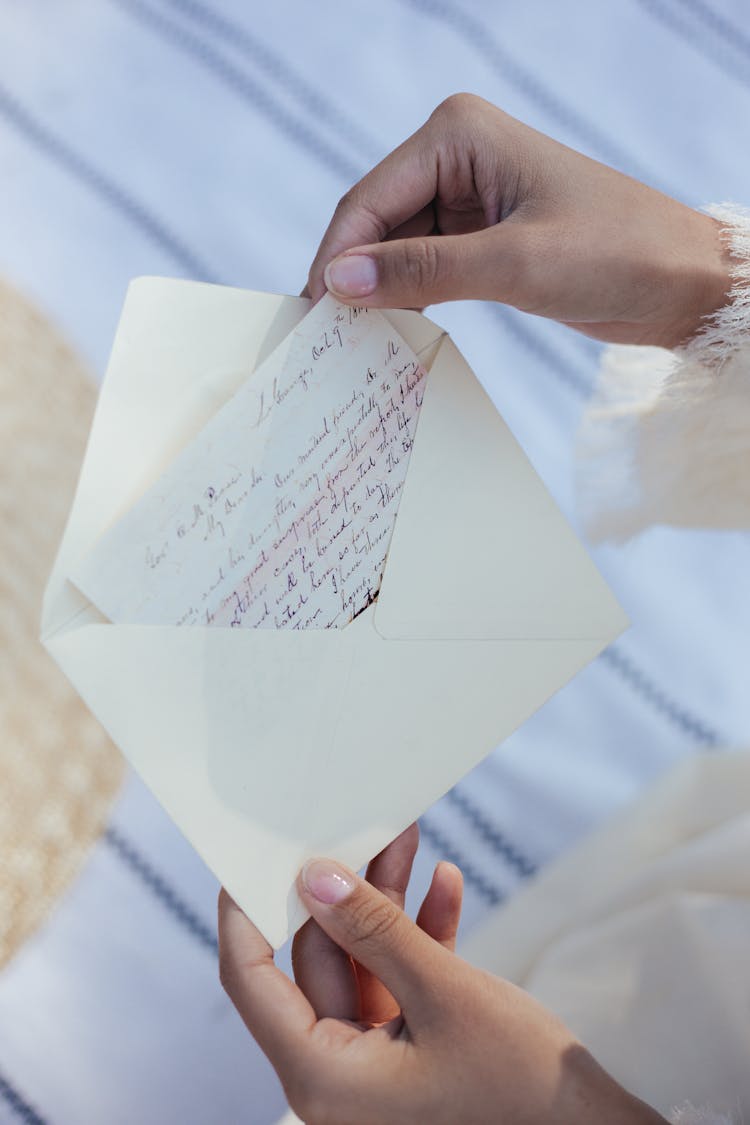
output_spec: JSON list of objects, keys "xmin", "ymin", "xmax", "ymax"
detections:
[{"xmin": 0, "ymin": 280, "xmax": 125, "ymax": 967}]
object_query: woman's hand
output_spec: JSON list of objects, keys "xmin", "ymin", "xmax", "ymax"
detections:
[
  {"xmin": 218, "ymin": 826, "xmax": 665, "ymax": 1124},
  {"xmin": 306, "ymin": 93, "xmax": 730, "ymax": 349}
]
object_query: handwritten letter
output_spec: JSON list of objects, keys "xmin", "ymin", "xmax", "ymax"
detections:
[{"xmin": 71, "ymin": 295, "xmax": 427, "ymax": 629}]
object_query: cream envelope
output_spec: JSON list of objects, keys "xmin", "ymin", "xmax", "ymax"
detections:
[{"xmin": 41, "ymin": 277, "xmax": 627, "ymax": 949}]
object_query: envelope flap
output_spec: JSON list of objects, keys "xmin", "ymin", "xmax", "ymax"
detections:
[{"xmin": 374, "ymin": 337, "xmax": 627, "ymax": 641}]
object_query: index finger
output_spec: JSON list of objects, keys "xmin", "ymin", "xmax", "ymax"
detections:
[
  {"xmin": 307, "ymin": 123, "xmax": 438, "ymax": 300},
  {"xmin": 218, "ymin": 888, "xmax": 316, "ymax": 1071}
]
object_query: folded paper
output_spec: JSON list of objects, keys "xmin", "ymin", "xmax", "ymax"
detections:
[
  {"xmin": 42, "ymin": 278, "xmax": 628, "ymax": 948},
  {"xmin": 70, "ymin": 295, "xmax": 427, "ymax": 631}
]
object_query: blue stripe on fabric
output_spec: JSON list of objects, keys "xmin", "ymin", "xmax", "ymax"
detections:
[
  {"xmin": 446, "ymin": 789, "xmax": 538, "ymax": 877},
  {"xmin": 603, "ymin": 647, "xmax": 723, "ymax": 745},
  {"xmin": 0, "ymin": 1073, "xmax": 49, "ymax": 1125},
  {"xmin": 103, "ymin": 826, "xmax": 219, "ymax": 956},
  {"xmin": 395, "ymin": 0, "xmax": 678, "ymax": 196},
  {"xmin": 159, "ymin": 0, "xmax": 383, "ymax": 163},
  {"xmin": 636, "ymin": 0, "xmax": 750, "ymax": 89},
  {"xmin": 0, "ymin": 82, "xmax": 216, "ymax": 280},
  {"xmin": 419, "ymin": 817, "xmax": 505, "ymax": 905},
  {"xmin": 677, "ymin": 0, "xmax": 750, "ymax": 60},
  {"xmin": 103, "ymin": 815, "xmax": 509, "ymax": 950},
  {"xmin": 111, "ymin": 0, "xmax": 361, "ymax": 184},
  {"xmin": 488, "ymin": 304, "xmax": 593, "ymax": 398}
]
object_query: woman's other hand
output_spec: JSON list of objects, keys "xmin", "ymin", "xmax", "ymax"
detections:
[{"xmin": 307, "ymin": 93, "xmax": 729, "ymax": 349}]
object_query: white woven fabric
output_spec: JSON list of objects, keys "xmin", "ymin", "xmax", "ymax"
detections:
[{"xmin": 462, "ymin": 750, "xmax": 750, "ymax": 1121}]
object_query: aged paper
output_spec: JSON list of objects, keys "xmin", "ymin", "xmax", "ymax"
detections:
[{"xmin": 71, "ymin": 295, "xmax": 427, "ymax": 629}]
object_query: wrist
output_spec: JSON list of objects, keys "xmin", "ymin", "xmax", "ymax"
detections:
[
  {"xmin": 660, "ymin": 213, "xmax": 732, "ymax": 350},
  {"xmin": 558, "ymin": 1046, "xmax": 668, "ymax": 1125}
]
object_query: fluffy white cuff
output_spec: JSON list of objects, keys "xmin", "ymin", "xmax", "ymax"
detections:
[{"xmin": 577, "ymin": 202, "xmax": 750, "ymax": 541}]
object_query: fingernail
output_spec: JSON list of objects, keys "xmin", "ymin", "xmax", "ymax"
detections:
[
  {"xmin": 324, "ymin": 254, "xmax": 378, "ymax": 298},
  {"xmin": 301, "ymin": 859, "xmax": 356, "ymax": 904}
]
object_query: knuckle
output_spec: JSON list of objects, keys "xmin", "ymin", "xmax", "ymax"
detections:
[
  {"xmin": 218, "ymin": 946, "xmax": 267, "ymax": 1001},
  {"xmin": 398, "ymin": 239, "xmax": 442, "ymax": 292},
  {"xmin": 331, "ymin": 185, "xmax": 362, "ymax": 226},
  {"xmin": 433, "ymin": 91, "xmax": 482, "ymax": 124},
  {"xmin": 334, "ymin": 186, "xmax": 356, "ymax": 214},
  {"xmin": 331, "ymin": 188, "xmax": 356, "ymax": 226},
  {"xmin": 333, "ymin": 185, "xmax": 387, "ymax": 242},
  {"xmin": 345, "ymin": 892, "xmax": 401, "ymax": 952}
]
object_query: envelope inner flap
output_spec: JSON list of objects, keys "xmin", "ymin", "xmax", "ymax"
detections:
[{"xmin": 69, "ymin": 294, "xmax": 433, "ymax": 631}]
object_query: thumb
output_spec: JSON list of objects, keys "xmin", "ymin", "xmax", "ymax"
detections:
[
  {"xmin": 322, "ymin": 227, "xmax": 524, "ymax": 309},
  {"xmin": 298, "ymin": 858, "xmax": 448, "ymax": 1020}
]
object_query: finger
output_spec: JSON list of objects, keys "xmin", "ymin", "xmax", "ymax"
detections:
[
  {"xmin": 307, "ymin": 126, "xmax": 438, "ymax": 300},
  {"xmin": 321, "ymin": 224, "xmax": 527, "ymax": 310},
  {"xmin": 297, "ymin": 858, "xmax": 449, "ymax": 1025},
  {"xmin": 416, "ymin": 862, "xmax": 464, "ymax": 952},
  {"xmin": 364, "ymin": 823, "xmax": 420, "ymax": 903},
  {"xmin": 217, "ymin": 888, "xmax": 316, "ymax": 1071},
  {"xmin": 291, "ymin": 916, "xmax": 359, "ymax": 1021},
  {"xmin": 358, "ymin": 824, "xmax": 420, "ymax": 1023},
  {"xmin": 292, "ymin": 827, "xmax": 420, "ymax": 1022}
]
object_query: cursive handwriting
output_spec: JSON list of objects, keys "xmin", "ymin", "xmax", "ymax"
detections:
[{"xmin": 71, "ymin": 295, "xmax": 428, "ymax": 630}]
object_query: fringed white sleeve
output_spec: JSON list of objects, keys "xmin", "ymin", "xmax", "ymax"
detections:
[{"xmin": 577, "ymin": 203, "xmax": 750, "ymax": 541}]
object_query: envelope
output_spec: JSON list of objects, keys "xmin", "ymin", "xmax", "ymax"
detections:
[{"xmin": 41, "ymin": 277, "xmax": 627, "ymax": 948}]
